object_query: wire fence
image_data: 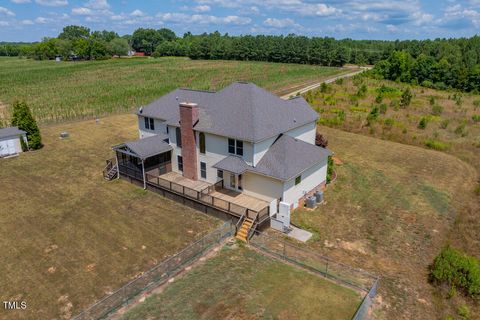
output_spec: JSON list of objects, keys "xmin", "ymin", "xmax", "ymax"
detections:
[
  {"xmin": 73, "ymin": 221, "xmax": 235, "ymax": 320},
  {"xmin": 249, "ymin": 231, "xmax": 380, "ymax": 320}
]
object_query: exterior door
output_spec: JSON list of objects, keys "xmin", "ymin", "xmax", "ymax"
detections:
[{"xmin": 238, "ymin": 174, "xmax": 243, "ymax": 190}]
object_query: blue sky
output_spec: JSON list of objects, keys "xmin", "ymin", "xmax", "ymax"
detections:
[{"xmin": 0, "ymin": 0, "xmax": 479, "ymax": 42}]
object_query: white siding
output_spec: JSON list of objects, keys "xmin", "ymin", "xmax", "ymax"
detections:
[
  {"xmin": 243, "ymin": 172, "xmax": 282, "ymax": 202},
  {"xmin": 0, "ymin": 136, "xmax": 23, "ymax": 156},
  {"xmin": 168, "ymin": 125, "xmax": 182, "ymax": 174},
  {"xmin": 282, "ymin": 159, "xmax": 328, "ymax": 209},
  {"xmin": 138, "ymin": 116, "xmax": 168, "ymax": 139},
  {"xmin": 252, "ymin": 136, "xmax": 276, "ymax": 166},
  {"xmin": 284, "ymin": 121, "xmax": 316, "ymax": 144}
]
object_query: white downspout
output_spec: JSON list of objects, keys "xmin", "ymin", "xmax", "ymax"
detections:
[{"xmin": 142, "ymin": 159, "xmax": 146, "ymax": 189}]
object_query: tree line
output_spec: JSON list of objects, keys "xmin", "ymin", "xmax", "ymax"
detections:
[{"xmin": 2, "ymin": 25, "xmax": 479, "ymax": 91}]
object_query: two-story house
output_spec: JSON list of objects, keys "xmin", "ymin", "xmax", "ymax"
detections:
[{"xmin": 110, "ymin": 82, "xmax": 331, "ymax": 234}]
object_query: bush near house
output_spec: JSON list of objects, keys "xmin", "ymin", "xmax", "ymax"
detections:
[
  {"xmin": 326, "ymin": 156, "xmax": 334, "ymax": 184},
  {"xmin": 11, "ymin": 101, "xmax": 42, "ymax": 150},
  {"xmin": 429, "ymin": 246, "xmax": 480, "ymax": 297}
]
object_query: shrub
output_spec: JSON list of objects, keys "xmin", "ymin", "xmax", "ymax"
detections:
[
  {"xmin": 458, "ymin": 304, "xmax": 470, "ymax": 319},
  {"xmin": 429, "ymin": 246, "xmax": 480, "ymax": 297},
  {"xmin": 11, "ymin": 101, "xmax": 42, "ymax": 150},
  {"xmin": 418, "ymin": 117, "xmax": 428, "ymax": 129},
  {"xmin": 432, "ymin": 104, "xmax": 443, "ymax": 116},
  {"xmin": 315, "ymin": 133, "xmax": 328, "ymax": 148},
  {"xmin": 326, "ymin": 156, "xmax": 334, "ymax": 184},
  {"xmin": 440, "ymin": 119, "xmax": 450, "ymax": 129},
  {"xmin": 422, "ymin": 80, "xmax": 434, "ymax": 88},
  {"xmin": 390, "ymin": 99, "xmax": 400, "ymax": 111},
  {"xmin": 472, "ymin": 115, "xmax": 480, "ymax": 123},
  {"xmin": 455, "ymin": 122, "xmax": 467, "ymax": 137},
  {"xmin": 356, "ymin": 84, "xmax": 368, "ymax": 98},
  {"xmin": 383, "ymin": 118, "xmax": 394, "ymax": 128},
  {"xmin": 375, "ymin": 94, "xmax": 383, "ymax": 103},
  {"xmin": 429, "ymin": 96, "xmax": 436, "ymax": 106},
  {"xmin": 366, "ymin": 106, "xmax": 379, "ymax": 125},
  {"xmin": 335, "ymin": 78, "xmax": 344, "ymax": 85},
  {"xmin": 473, "ymin": 100, "xmax": 480, "ymax": 110},
  {"xmin": 379, "ymin": 103, "xmax": 387, "ymax": 114},
  {"xmin": 425, "ymin": 139, "xmax": 449, "ymax": 151},
  {"xmin": 400, "ymin": 88, "xmax": 413, "ymax": 108},
  {"xmin": 320, "ymin": 82, "xmax": 330, "ymax": 93}
]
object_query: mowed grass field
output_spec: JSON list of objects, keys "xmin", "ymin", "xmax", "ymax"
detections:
[
  {"xmin": 292, "ymin": 127, "xmax": 480, "ymax": 319},
  {"xmin": 120, "ymin": 245, "xmax": 362, "ymax": 320},
  {"xmin": 0, "ymin": 56, "xmax": 343, "ymax": 125},
  {"xmin": 0, "ymin": 114, "xmax": 219, "ymax": 320}
]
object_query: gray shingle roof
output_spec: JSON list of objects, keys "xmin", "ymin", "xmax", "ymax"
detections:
[
  {"xmin": 253, "ymin": 134, "xmax": 332, "ymax": 181},
  {"xmin": 213, "ymin": 156, "xmax": 250, "ymax": 175},
  {"xmin": 114, "ymin": 135, "xmax": 172, "ymax": 160},
  {"xmin": 213, "ymin": 134, "xmax": 331, "ymax": 181},
  {"xmin": 138, "ymin": 82, "xmax": 318, "ymax": 143},
  {"xmin": 0, "ymin": 127, "xmax": 26, "ymax": 139}
]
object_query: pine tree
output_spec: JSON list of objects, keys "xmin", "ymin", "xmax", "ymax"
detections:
[{"xmin": 11, "ymin": 101, "xmax": 42, "ymax": 150}]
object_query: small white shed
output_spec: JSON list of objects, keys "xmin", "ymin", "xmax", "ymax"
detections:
[{"xmin": 0, "ymin": 127, "xmax": 27, "ymax": 157}]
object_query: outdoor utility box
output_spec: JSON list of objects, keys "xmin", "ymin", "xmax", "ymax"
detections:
[
  {"xmin": 306, "ymin": 196, "xmax": 316, "ymax": 209},
  {"xmin": 278, "ymin": 202, "xmax": 291, "ymax": 228},
  {"xmin": 315, "ymin": 191, "xmax": 324, "ymax": 203}
]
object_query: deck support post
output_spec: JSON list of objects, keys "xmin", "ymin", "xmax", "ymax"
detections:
[
  {"xmin": 115, "ymin": 152, "xmax": 120, "ymax": 180},
  {"xmin": 141, "ymin": 159, "xmax": 146, "ymax": 189}
]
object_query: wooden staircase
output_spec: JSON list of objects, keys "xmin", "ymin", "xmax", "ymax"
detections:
[
  {"xmin": 103, "ymin": 158, "xmax": 118, "ymax": 181},
  {"xmin": 235, "ymin": 218, "xmax": 254, "ymax": 242}
]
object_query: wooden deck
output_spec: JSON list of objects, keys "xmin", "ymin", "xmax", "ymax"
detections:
[
  {"xmin": 210, "ymin": 189, "xmax": 269, "ymax": 212},
  {"xmin": 152, "ymin": 171, "xmax": 270, "ymax": 214}
]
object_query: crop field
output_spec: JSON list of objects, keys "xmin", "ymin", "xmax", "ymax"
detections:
[
  {"xmin": 0, "ymin": 56, "xmax": 343, "ymax": 125},
  {"xmin": 292, "ymin": 126, "xmax": 480, "ymax": 319},
  {"xmin": 304, "ymin": 77, "xmax": 480, "ymax": 170},
  {"xmin": 0, "ymin": 114, "xmax": 219, "ymax": 320},
  {"xmin": 120, "ymin": 245, "xmax": 362, "ymax": 320}
]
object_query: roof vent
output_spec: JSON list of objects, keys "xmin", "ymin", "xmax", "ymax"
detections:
[
  {"xmin": 293, "ymin": 118, "xmax": 297, "ymax": 123},
  {"xmin": 139, "ymin": 107, "xmax": 143, "ymax": 114},
  {"xmin": 175, "ymin": 96, "xmax": 179, "ymax": 101}
]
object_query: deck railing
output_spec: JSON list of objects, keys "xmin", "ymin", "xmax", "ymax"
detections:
[{"xmin": 145, "ymin": 173, "xmax": 269, "ymax": 223}]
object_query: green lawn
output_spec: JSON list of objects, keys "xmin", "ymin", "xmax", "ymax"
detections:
[
  {"xmin": 120, "ymin": 245, "xmax": 362, "ymax": 320},
  {"xmin": 0, "ymin": 56, "xmax": 342, "ymax": 125},
  {"xmin": 0, "ymin": 114, "xmax": 219, "ymax": 320}
]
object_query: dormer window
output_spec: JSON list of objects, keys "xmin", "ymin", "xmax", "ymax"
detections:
[
  {"xmin": 228, "ymin": 138, "xmax": 243, "ymax": 156},
  {"xmin": 144, "ymin": 117, "xmax": 155, "ymax": 130}
]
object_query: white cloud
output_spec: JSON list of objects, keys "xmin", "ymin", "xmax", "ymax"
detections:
[
  {"xmin": 157, "ymin": 12, "xmax": 251, "ymax": 25},
  {"xmin": 34, "ymin": 0, "xmax": 68, "ymax": 7},
  {"xmin": 263, "ymin": 17, "xmax": 300, "ymax": 28},
  {"xmin": 85, "ymin": 0, "xmax": 109, "ymax": 10},
  {"xmin": 10, "ymin": 0, "xmax": 31, "ymax": 3},
  {"xmin": 130, "ymin": 9, "xmax": 144, "ymax": 17},
  {"xmin": 72, "ymin": 7, "xmax": 92, "ymax": 15},
  {"xmin": 34, "ymin": 16, "xmax": 50, "ymax": 23},
  {"xmin": 193, "ymin": 5, "xmax": 210, "ymax": 12},
  {"xmin": 0, "ymin": 20, "xmax": 10, "ymax": 26},
  {"xmin": 20, "ymin": 19, "xmax": 34, "ymax": 25},
  {"xmin": 0, "ymin": 6, "xmax": 15, "ymax": 16}
]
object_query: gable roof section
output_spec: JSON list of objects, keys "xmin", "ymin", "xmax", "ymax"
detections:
[
  {"xmin": 113, "ymin": 134, "xmax": 172, "ymax": 160},
  {"xmin": 253, "ymin": 134, "xmax": 331, "ymax": 181},
  {"xmin": 138, "ymin": 82, "xmax": 318, "ymax": 143},
  {"xmin": 0, "ymin": 127, "xmax": 26, "ymax": 139},
  {"xmin": 213, "ymin": 134, "xmax": 331, "ymax": 181}
]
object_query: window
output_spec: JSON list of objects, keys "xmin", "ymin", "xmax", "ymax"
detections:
[
  {"xmin": 166, "ymin": 126, "xmax": 169, "ymax": 134},
  {"xmin": 199, "ymin": 132, "xmax": 206, "ymax": 154},
  {"xmin": 177, "ymin": 155, "xmax": 183, "ymax": 171},
  {"xmin": 236, "ymin": 140, "xmax": 243, "ymax": 156},
  {"xmin": 228, "ymin": 138, "xmax": 243, "ymax": 156},
  {"xmin": 200, "ymin": 162, "xmax": 207, "ymax": 179},
  {"xmin": 144, "ymin": 117, "xmax": 155, "ymax": 130},
  {"xmin": 228, "ymin": 138, "xmax": 235, "ymax": 154},
  {"xmin": 238, "ymin": 174, "xmax": 243, "ymax": 190},
  {"xmin": 295, "ymin": 175, "xmax": 302, "ymax": 185},
  {"xmin": 176, "ymin": 127, "xmax": 182, "ymax": 148},
  {"xmin": 230, "ymin": 173, "xmax": 235, "ymax": 188},
  {"xmin": 217, "ymin": 170, "xmax": 223, "ymax": 179}
]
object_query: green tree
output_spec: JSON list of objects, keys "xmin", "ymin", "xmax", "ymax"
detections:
[
  {"xmin": 58, "ymin": 25, "xmax": 90, "ymax": 40},
  {"xmin": 11, "ymin": 101, "xmax": 42, "ymax": 150},
  {"xmin": 107, "ymin": 38, "xmax": 130, "ymax": 56}
]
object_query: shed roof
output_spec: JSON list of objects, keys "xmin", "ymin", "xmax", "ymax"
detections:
[
  {"xmin": 138, "ymin": 82, "xmax": 318, "ymax": 143},
  {"xmin": 113, "ymin": 134, "xmax": 172, "ymax": 160},
  {"xmin": 0, "ymin": 127, "xmax": 26, "ymax": 139}
]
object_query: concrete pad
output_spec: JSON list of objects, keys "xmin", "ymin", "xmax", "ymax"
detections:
[{"xmin": 285, "ymin": 226, "xmax": 313, "ymax": 242}]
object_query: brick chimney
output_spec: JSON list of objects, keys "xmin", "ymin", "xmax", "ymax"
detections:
[{"xmin": 179, "ymin": 102, "xmax": 199, "ymax": 180}]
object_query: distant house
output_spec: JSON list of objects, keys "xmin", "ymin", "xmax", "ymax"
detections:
[
  {"xmin": 108, "ymin": 82, "xmax": 331, "ymax": 240},
  {"xmin": 0, "ymin": 127, "xmax": 27, "ymax": 157}
]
